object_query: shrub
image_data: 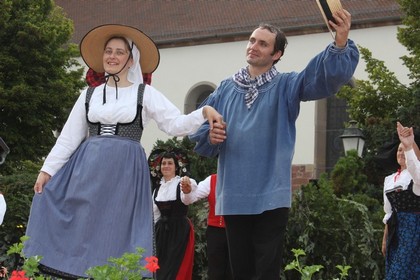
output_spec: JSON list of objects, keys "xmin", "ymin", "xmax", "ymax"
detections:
[{"xmin": 0, "ymin": 161, "xmax": 39, "ymax": 269}]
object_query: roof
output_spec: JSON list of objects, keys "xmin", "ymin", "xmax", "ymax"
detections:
[{"xmin": 54, "ymin": 0, "xmax": 402, "ymax": 48}]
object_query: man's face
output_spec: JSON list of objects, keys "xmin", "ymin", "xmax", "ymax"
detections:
[{"xmin": 246, "ymin": 28, "xmax": 281, "ymax": 67}]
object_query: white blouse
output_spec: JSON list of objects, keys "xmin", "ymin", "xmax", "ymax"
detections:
[
  {"xmin": 382, "ymin": 148, "xmax": 420, "ymax": 224},
  {"xmin": 0, "ymin": 194, "xmax": 6, "ymax": 225},
  {"xmin": 152, "ymin": 175, "xmax": 198, "ymax": 223},
  {"xmin": 181, "ymin": 175, "xmax": 212, "ymax": 205},
  {"xmin": 41, "ymin": 84, "xmax": 206, "ymax": 176}
]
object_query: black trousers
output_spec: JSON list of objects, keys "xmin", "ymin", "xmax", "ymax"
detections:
[
  {"xmin": 224, "ymin": 207, "xmax": 289, "ymax": 280},
  {"xmin": 206, "ymin": 226, "xmax": 233, "ymax": 280}
]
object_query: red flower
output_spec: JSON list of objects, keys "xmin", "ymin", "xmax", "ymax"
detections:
[
  {"xmin": 10, "ymin": 270, "xmax": 29, "ymax": 280},
  {"xmin": 145, "ymin": 256, "xmax": 160, "ymax": 273}
]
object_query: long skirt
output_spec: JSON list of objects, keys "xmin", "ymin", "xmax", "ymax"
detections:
[
  {"xmin": 24, "ymin": 136, "xmax": 154, "ymax": 278},
  {"xmin": 386, "ymin": 212, "xmax": 420, "ymax": 280},
  {"xmin": 155, "ymin": 217, "xmax": 194, "ymax": 280}
]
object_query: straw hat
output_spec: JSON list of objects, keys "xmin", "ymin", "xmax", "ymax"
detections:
[
  {"xmin": 80, "ymin": 24, "xmax": 160, "ymax": 74},
  {"xmin": 316, "ymin": 0, "xmax": 343, "ymax": 38}
]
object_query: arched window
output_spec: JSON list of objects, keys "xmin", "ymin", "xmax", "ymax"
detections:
[{"xmin": 184, "ymin": 82, "xmax": 216, "ymax": 114}]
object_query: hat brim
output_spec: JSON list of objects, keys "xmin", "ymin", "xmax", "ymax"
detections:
[
  {"xmin": 80, "ymin": 24, "xmax": 160, "ymax": 74},
  {"xmin": 316, "ymin": 0, "xmax": 343, "ymax": 26}
]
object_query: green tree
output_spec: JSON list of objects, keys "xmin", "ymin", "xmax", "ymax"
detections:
[
  {"xmin": 0, "ymin": 162, "xmax": 39, "ymax": 268},
  {"xmin": 285, "ymin": 173, "xmax": 383, "ymax": 279},
  {"xmin": 0, "ymin": 0, "xmax": 85, "ymax": 170},
  {"xmin": 337, "ymin": 0, "xmax": 420, "ymax": 181},
  {"xmin": 397, "ymin": 0, "xmax": 420, "ymax": 87}
]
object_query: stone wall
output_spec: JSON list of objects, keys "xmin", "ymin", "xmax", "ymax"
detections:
[{"xmin": 291, "ymin": 164, "xmax": 315, "ymax": 191}]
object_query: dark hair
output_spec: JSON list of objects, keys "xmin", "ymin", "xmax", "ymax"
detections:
[
  {"xmin": 104, "ymin": 36, "xmax": 133, "ymax": 59},
  {"xmin": 258, "ymin": 23, "xmax": 288, "ymax": 65},
  {"xmin": 159, "ymin": 152, "xmax": 180, "ymax": 176}
]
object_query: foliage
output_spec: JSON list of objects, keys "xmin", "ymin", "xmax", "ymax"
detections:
[
  {"xmin": 337, "ymin": 46, "xmax": 412, "ymax": 155},
  {"xmin": 396, "ymin": 0, "xmax": 420, "ymax": 138},
  {"xmin": 284, "ymin": 248, "xmax": 351, "ymax": 280},
  {"xmin": 0, "ymin": 0, "xmax": 85, "ymax": 172},
  {"xmin": 284, "ymin": 171, "xmax": 383, "ymax": 279},
  {"xmin": 330, "ymin": 151, "xmax": 384, "ymax": 230},
  {"xmin": 396, "ymin": 0, "xmax": 420, "ymax": 86},
  {"xmin": 285, "ymin": 249, "xmax": 324, "ymax": 280},
  {"xmin": 6, "ymin": 236, "xmax": 43, "ymax": 279},
  {"xmin": 336, "ymin": 0, "xmax": 420, "ymax": 184},
  {"xmin": 0, "ymin": 161, "xmax": 39, "ymax": 269},
  {"xmin": 330, "ymin": 150, "xmax": 369, "ymax": 196},
  {"xmin": 85, "ymin": 248, "xmax": 158, "ymax": 280},
  {"xmin": 2, "ymin": 236, "xmax": 159, "ymax": 279}
]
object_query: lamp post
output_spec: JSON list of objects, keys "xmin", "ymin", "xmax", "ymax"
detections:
[{"xmin": 339, "ymin": 120, "xmax": 365, "ymax": 157}]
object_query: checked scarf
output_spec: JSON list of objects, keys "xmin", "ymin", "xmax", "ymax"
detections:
[{"xmin": 233, "ymin": 66, "xmax": 278, "ymax": 109}]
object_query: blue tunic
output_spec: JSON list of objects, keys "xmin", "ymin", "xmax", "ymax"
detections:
[{"xmin": 190, "ymin": 40, "xmax": 359, "ymax": 215}]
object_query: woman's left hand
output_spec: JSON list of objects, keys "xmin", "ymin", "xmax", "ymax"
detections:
[
  {"xmin": 180, "ymin": 176, "xmax": 192, "ymax": 194},
  {"xmin": 203, "ymin": 106, "xmax": 226, "ymax": 131}
]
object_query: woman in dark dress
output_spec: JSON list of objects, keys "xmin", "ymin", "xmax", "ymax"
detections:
[
  {"xmin": 382, "ymin": 122, "xmax": 420, "ymax": 280},
  {"xmin": 150, "ymin": 150, "xmax": 196, "ymax": 280}
]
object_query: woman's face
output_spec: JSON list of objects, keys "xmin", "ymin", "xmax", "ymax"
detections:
[
  {"xmin": 102, "ymin": 38, "xmax": 133, "ymax": 75},
  {"xmin": 160, "ymin": 157, "xmax": 176, "ymax": 178},
  {"xmin": 397, "ymin": 143, "xmax": 406, "ymax": 168}
]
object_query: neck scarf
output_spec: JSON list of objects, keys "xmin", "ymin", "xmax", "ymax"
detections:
[{"xmin": 233, "ymin": 66, "xmax": 278, "ymax": 109}]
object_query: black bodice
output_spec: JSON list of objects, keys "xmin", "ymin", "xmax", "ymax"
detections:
[
  {"xmin": 85, "ymin": 84, "xmax": 145, "ymax": 141},
  {"xmin": 154, "ymin": 183, "xmax": 188, "ymax": 218},
  {"xmin": 386, "ymin": 182, "xmax": 420, "ymax": 213}
]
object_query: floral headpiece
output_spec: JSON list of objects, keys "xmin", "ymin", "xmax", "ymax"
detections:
[{"xmin": 148, "ymin": 148, "xmax": 190, "ymax": 183}]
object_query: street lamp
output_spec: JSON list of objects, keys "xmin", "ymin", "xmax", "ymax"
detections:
[{"xmin": 340, "ymin": 120, "xmax": 365, "ymax": 157}]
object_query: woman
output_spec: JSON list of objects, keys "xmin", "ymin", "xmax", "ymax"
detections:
[
  {"xmin": 23, "ymin": 24, "xmax": 223, "ymax": 279},
  {"xmin": 381, "ymin": 122, "xmax": 420, "ymax": 280},
  {"xmin": 150, "ymin": 150, "xmax": 196, "ymax": 280}
]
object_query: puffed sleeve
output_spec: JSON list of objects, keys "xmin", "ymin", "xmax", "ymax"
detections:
[
  {"xmin": 405, "ymin": 148, "xmax": 420, "ymax": 195},
  {"xmin": 182, "ymin": 175, "xmax": 212, "ymax": 204},
  {"xmin": 142, "ymin": 85, "xmax": 206, "ymax": 136}
]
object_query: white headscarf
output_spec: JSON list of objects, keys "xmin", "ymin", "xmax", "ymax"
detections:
[
  {"xmin": 102, "ymin": 38, "xmax": 143, "ymax": 104},
  {"xmin": 127, "ymin": 39, "xmax": 143, "ymax": 84}
]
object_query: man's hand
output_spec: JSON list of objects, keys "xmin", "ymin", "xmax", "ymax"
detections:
[
  {"xmin": 330, "ymin": 9, "xmax": 351, "ymax": 48},
  {"xmin": 209, "ymin": 122, "xmax": 227, "ymax": 145}
]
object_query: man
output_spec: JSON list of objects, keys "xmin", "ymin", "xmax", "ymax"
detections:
[{"xmin": 190, "ymin": 9, "xmax": 359, "ymax": 280}]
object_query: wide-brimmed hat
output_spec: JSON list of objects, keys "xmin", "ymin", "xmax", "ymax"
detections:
[
  {"xmin": 80, "ymin": 24, "xmax": 160, "ymax": 74},
  {"xmin": 316, "ymin": 0, "xmax": 343, "ymax": 38}
]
